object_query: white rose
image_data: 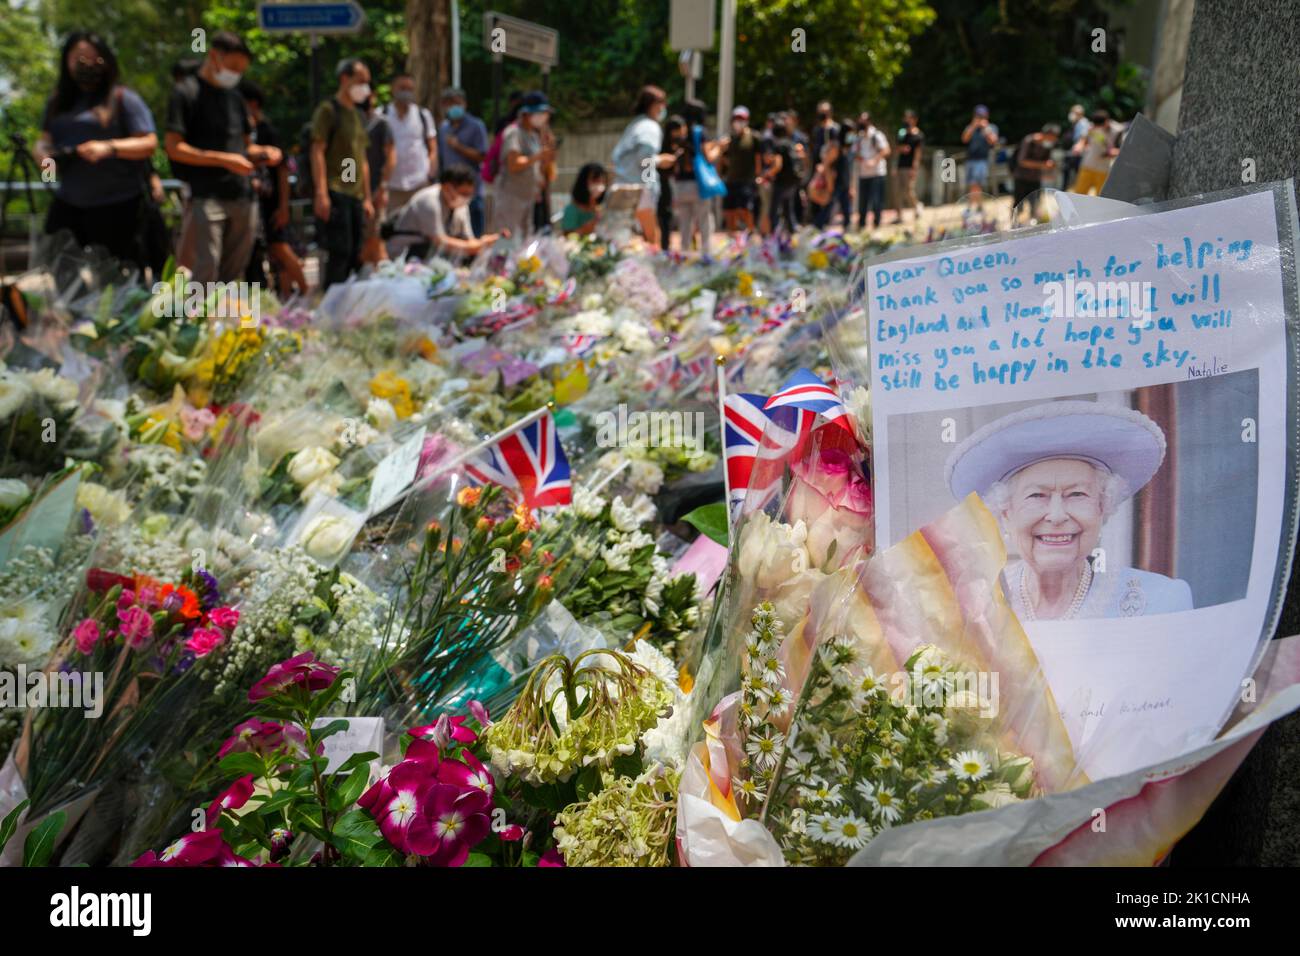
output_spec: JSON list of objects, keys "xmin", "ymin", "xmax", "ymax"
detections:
[
  {"xmin": 301, "ymin": 513, "xmax": 358, "ymax": 564},
  {"xmin": 737, "ymin": 512, "xmax": 810, "ymax": 591},
  {"xmin": 0, "ymin": 478, "xmax": 30, "ymax": 510},
  {"xmin": 846, "ymin": 386, "xmax": 872, "ymax": 445},
  {"xmin": 287, "ymin": 446, "xmax": 340, "ymax": 488},
  {"xmin": 366, "ymin": 397, "xmax": 398, "ymax": 432},
  {"xmin": 301, "ymin": 471, "xmax": 345, "ymax": 503}
]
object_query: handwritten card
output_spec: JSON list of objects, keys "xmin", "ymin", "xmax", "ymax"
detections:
[
  {"xmin": 367, "ymin": 426, "xmax": 427, "ymax": 516},
  {"xmin": 866, "ymin": 186, "xmax": 1295, "ymax": 780}
]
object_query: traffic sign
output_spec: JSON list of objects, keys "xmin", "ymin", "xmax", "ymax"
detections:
[
  {"xmin": 482, "ymin": 11, "xmax": 559, "ymax": 68},
  {"xmin": 257, "ymin": 1, "xmax": 366, "ymax": 35}
]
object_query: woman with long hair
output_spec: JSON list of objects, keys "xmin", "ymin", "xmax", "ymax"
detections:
[{"xmin": 35, "ymin": 32, "xmax": 158, "ymax": 269}]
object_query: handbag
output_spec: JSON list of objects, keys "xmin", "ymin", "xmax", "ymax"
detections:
[{"xmin": 691, "ymin": 126, "xmax": 727, "ymax": 200}]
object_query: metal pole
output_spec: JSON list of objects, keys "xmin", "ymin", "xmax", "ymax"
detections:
[
  {"xmin": 716, "ymin": 0, "xmax": 737, "ymax": 134},
  {"xmin": 451, "ymin": 0, "xmax": 462, "ymax": 88}
]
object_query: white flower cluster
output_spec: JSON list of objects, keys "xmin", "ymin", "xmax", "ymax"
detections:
[
  {"xmin": 0, "ymin": 599, "xmax": 56, "ymax": 669},
  {"xmin": 126, "ymin": 444, "xmax": 208, "ymax": 507}
]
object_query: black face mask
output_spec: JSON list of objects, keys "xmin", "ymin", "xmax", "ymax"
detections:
[{"xmin": 72, "ymin": 61, "xmax": 106, "ymax": 91}]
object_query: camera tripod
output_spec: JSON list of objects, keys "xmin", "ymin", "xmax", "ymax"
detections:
[{"xmin": 0, "ymin": 126, "xmax": 43, "ymax": 328}]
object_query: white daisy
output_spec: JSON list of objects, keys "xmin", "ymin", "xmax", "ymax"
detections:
[
  {"xmin": 949, "ymin": 750, "xmax": 991, "ymax": 782},
  {"xmin": 868, "ymin": 785, "xmax": 903, "ymax": 825},
  {"xmin": 744, "ymin": 726, "xmax": 785, "ymax": 770},
  {"xmin": 827, "ymin": 813, "xmax": 872, "ymax": 850},
  {"xmin": 797, "ymin": 781, "xmax": 843, "ymax": 806}
]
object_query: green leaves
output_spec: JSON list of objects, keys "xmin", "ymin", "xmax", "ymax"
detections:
[
  {"xmin": 218, "ymin": 752, "xmax": 266, "ymax": 778},
  {"xmin": 0, "ymin": 798, "xmax": 29, "ymax": 858},
  {"xmin": 683, "ymin": 502, "xmax": 729, "ymax": 546},
  {"xmin": 22, "ymin": 811, "xmax": 66, "ymax": 868}
]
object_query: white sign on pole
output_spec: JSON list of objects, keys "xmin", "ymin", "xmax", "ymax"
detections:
[
  {"xmin": 670, "ymin": 0, "xmax": 715, "ymax": 51},
  {"xmin": 482, "ymin": 11, "xmax": 559, "ymax": 68}
]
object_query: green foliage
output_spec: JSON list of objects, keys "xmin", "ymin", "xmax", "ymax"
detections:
[
  {"xmin": 890, "ymin": 0, "xmax": 1149, "ymax": 147},
  {"xmin": 683, "ymin": 501, "xmax": 729, "ymax": 546},
  {"xmin": 734, "ymin": 0, "xmax": 936, "ymax": 122}
]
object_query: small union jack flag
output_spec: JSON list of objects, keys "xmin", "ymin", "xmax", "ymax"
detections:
[
  {"xmin": 563, "ymin": 333, "xmax": 601, "ymax": 357},
  {"xmin": 670, "ymin": 349, "xmax": 713, "ymax": 389},
  {"xmin": 464, "ymin": 410, "xmax": 572, "ymax": 508},
  {"xmin": 548, "ymin": 277, "xmax": 578, "ymax": 305},
  {"xmin": 764, "ymin": 368, "xmax": 851, "ymax": 430},
  {"xmin": 723, "ymin": 392, "xmax": 812, "ymax": 510}
]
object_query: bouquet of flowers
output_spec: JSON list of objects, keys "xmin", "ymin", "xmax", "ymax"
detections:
[{"xmin": 18, "ymin": 564, "xmax": 240, "ymax": 816}]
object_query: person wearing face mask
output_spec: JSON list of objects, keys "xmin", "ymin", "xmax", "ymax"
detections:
[
  {"xmin": 384, "ymin": 166, "xmax": 502, "ymax": 260},
  {"xmin": 36, "ymin": 32, "xmax": 159, "ymax": 272},
  {"xmin": 310, "ymin": 58, "xmax": 375, "ymax": 288},
  {"xmin": 165, "ymin": 31, "xmax": 280, "ymax": 284},
  {"xmin": 491, "ymin": 91, "xmax": 555, "ymax": 238},
  {"xmin": 361, "ymin": 93, "xmax": 395, "ymax": 263},
  {"xmin": 611, "ymin": 85, "xmax": 676, "ymax": 246},
  {"xmin": 383, "ymin": 74, "xmax": 438, "ymax": 214},
  {"xmin": 719, "ymin": 106, "xmax": 759, "ymax": 234},
  {"xmin": 435, "ymin": 88, "xmax": 488, "ymax": 237},
  {"xmin": 561, "ymin": 163, "xmax": 608, "ymax": 236}
]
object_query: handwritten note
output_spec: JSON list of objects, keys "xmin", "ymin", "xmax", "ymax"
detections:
[{"xmin": 866, "ymin": 188, "xmax": 1294, "ymax": 780}]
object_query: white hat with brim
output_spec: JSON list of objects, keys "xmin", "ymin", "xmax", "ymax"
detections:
[{"xmin": 945, "ymin": 400, "xmax": 1167, "ymax": 502}]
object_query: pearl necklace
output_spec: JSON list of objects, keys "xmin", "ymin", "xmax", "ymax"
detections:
[{"xmin": 1019, "ymin": 561, "xmax": 1092, "ymax": 621}]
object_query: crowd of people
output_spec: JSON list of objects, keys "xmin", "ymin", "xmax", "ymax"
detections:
[{"xmin": 29, "ymin": 27, "xmax": 1131, "ymax": 289}]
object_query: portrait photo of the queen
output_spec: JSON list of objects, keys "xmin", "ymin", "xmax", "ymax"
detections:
[{"xmin": 944, "ymin": 400, "xmax": 1194, "ymax": 621}]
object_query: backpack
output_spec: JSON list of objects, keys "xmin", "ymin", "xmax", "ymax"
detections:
[
  {"xmin": 383, "ymin": 103, "xmax": 432, "ymax": 141},
  {"xmin": 481, "ymin": 125, "xmax": 507, "ymax": 184},
  {"xmin": 295, "ymin": 99, "xmax": 337, "ymax": 200}
]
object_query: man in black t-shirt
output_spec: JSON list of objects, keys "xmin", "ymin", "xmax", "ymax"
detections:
[
  {"xmin": 166, "ymin": 31, "xmax": 281, "ymax": 284},
  {"xmin": 240, "ymin": 80, "xmax": 307, "ymax": 295},
  {"xmin": 759, "ymin": 114, "xmax": 800, "ymax": 235},
  {"xmin": 893, "ymin": 109, "xmax": 924, "ymax": 224}
]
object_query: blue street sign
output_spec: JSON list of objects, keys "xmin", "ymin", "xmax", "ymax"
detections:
[{"xmin": 256, "ymin": 1, "xmax": 366, "ymax": 35}]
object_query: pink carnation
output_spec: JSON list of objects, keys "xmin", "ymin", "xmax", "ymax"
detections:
[
  {"xmin": 185, "ymin": 627, "xmax": 226, "ymax": 657},
  {"xmin": 116, "ymin": 605, "xmax": 154, "ymax": 649},
  {"xmin": 72, "ymin": 618, "xmax": 100, "ymax": 654},
  {"xmin": 207, "ymin": 606, "xmax": 240, "ymax": 631}
]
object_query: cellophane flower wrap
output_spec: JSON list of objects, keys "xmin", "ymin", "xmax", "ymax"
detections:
[{"xmin": 679, "ymin": 395, "xmax": 1084, "ymax": 865}]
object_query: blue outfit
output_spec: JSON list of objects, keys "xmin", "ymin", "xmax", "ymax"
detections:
[
  {"xmin": 437, "ymin": 113, "xmax": 488, "ymax": 236},
  {"xmin": 1008, "ymin": 562, "xmax": 1195, "ymax": 620}
]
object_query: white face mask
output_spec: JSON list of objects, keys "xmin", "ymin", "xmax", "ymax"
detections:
[
  {"xmin": 529, "ymin": 112, "xmax": 549, "ymax": 129},
  {"xmin": 350, "ymin": 82, "xmax": 372, "ymax": 104},
  {"xmin": 213, "ymin": 67, "xmax": 242, "ymax": 89},
  {"xmin": 591, "ymin": 185, "xmax": 606, "ymax": 199}
]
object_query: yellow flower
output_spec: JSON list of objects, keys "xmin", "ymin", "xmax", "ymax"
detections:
[
  {"xmin": 808, "ymin": 250, "xmax": 829, "ymax": 270},
  {"xmin": 737, "ymin": 271, "xmax": 755, "ymax": 297},
  {"xmin": 369, "ymin": 370, "xmax": 415, "ymax": 418},
  {"xmin": 518, "ymin": 255, "xmax": 542, "ymax": 275}
]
